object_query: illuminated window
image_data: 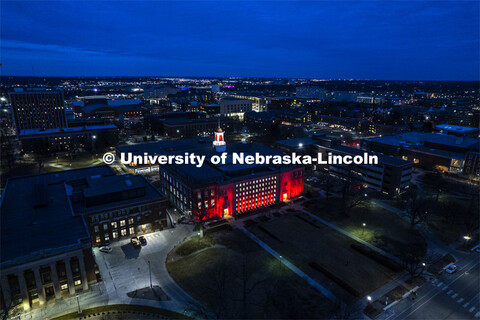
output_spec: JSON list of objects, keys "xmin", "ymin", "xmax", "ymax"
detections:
[
  {"xmin": 74, "ymin": 280, "xmax": 82, "ymax": 286},
  {"xmin": 111, "ymin": 221, "xmax": 117, "ymax": 228},
  {"xmin": 61, "ymin": 284, "xmax": 68, "ymax": 290},
  {"xmin": 120, "ymin": 220, "xmax": 126, "ymax": 227}
]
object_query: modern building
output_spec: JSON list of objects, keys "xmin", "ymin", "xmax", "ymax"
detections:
[
  {"xmin": 364, "ymin": 132, "xmax": 480, "ymax": 174},
  {"xmin": 73, "ymin": 100, "xmax": 144, "ymax": 123},
  {"xmin": 219, "ymin": 97, "xmax": 252, "ymax": 120},
  {"xmin": 19, "ymin": 124, "xmax": 119, "ymax": 152},
  {"xmin": 316, "ymin": 145, "xmax": 413, "ymax": 195},
  {"xmin": 232, "ymin": 95, "xmax": 269, "ymax": 112},
  {"xmin": 9, "ymin": 89, "xmax": 67, "ymax": 134}
]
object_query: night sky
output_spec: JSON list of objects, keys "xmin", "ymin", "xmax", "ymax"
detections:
[{"xmin": 1, "ymin": 1, "xmax": 479, "ymax": 80}]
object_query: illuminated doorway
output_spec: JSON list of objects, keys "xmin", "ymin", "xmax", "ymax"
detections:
[
  {"xmin": 282, "ymin": 193, "xmax": 288, "ymax": 202},
  {"xmin": 137, "ymin": 223, "xmax": 151, "ymax": 234},
  {"xmin": 223, "ymin": 208, "xmax": 230, "ymax": 217}
]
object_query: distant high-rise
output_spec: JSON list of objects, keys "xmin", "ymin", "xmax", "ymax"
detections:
[{"xmin": 9, "ymin": 89, "xmax": 67, "ymax": 133}]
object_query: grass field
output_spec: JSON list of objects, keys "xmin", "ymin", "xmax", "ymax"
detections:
[
  {"xmin": 247, "ymin": 213, "xmax": 400, "ymax": 300},
  {"xmin": 304, "ymin": 198, "xmax": 426, "ymax": 258},
  {"xmin": 166, "ymin": 229, "xmax": 336, "ymax": 319}
]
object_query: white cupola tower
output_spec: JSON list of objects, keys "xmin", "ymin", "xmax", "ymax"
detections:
[{"xmin": 213, "ymin": 120, "xmax": 226, "ymax": 152}]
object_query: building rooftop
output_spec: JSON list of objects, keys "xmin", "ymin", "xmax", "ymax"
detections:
[
  {"xmin": 117, "ymin": 139, "xmax": 297, "ymax": 186},
  {"xmin": 276, "ymin": 137, "xmax": 317, "ymax": 148},
  {"xmin": 366, "ymin": 132, "xmax": 479, "ymax": 150},
  {"xmin": 73, "ymin": 174, "xmax": 165, "ymax": 214},
  {"xmin": 331, "ymin": 145, "xmax": 412, "ymax": 167},
  {"xmin": 0, "ymin": 166, "xmax": 114, "ymax": 267},
  {"xmin": 436, "ymin": 124, "xmax": 479, "ymax": 133},
  {"xmin": 19, "ymin": 124, "xmax": 118, "ymax": 136}
]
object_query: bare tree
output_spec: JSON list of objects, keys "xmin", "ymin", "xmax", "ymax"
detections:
[
  {"xmin": 398, "ymin": 187, "xmax": 433, "ymax": 227},
  {"xmin": 399, "ymin": 245, "xmax": 429, "ymax": 279},
  {"xmin": 232, "ymin": 255, "xmax": 270, "ymax": 319}
]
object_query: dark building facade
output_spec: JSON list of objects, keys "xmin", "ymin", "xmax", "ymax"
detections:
[
  {"xmin": 0, "ymin": 166, "xmax": 167, "ymax": 313},
  {"xmin": 9, "ymin": 90, "xmax": 67, "ymax": 134}
]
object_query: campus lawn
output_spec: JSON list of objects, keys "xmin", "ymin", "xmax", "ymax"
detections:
[
  {"xmin": 305, "ymin": 198, "xmax": 427, "ymax": 259},
  {"xmin": 246, "ymin": 214, "xmax": 400, "ymax": 299},
  {"xmin": 166, "ymin": 229, "xmax": 336, "ymax": 319}
]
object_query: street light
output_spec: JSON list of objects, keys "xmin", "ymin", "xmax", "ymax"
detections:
[
  {"xmin": 362, "ymin": 223, "xmax": 366, "ymax": 234},
  {"xmin": 148, "ymin": 260, "xmax": 152, "ymax": 289},
  {"xmin": 463, "ymin": 235, "xmax": 471, "ymax": 247},
  {"xmin": 367, "ymin": 296, "xmax": 372, "ymax": 303},
  {"xmin": 76, "ymin": 294, "xmax": 81, "ymax": 314}
]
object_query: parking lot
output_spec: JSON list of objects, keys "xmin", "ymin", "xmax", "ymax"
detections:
[{"xmin": 93, "ymin": 224, "xmax": 197, "ymax": 313}]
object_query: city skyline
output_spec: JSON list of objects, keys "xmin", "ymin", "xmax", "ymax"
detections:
[{"xmin": 1, "ymin": 0, "xmax": 479, "ymax": 80}]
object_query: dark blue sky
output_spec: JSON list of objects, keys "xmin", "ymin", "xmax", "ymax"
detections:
[{"xmin": 1, "ymin": 1, "xmax": 479, "ymax": 80}]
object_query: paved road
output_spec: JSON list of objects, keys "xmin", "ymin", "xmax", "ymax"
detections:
[{"xmin": 386, "ymin": 253, "xmax": 480, "ymax": 320}]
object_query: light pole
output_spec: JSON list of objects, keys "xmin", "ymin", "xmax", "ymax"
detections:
[
  {"xmin": 463, "ymin": 235, "xmax": 471, "ymax": 248},
  {"xmin": 362, "ymin": 223, "xmax": 366, "ymax": 235},
  {"xmin": 76, "ymin": 294, "xmax": 81, "ymax": 314},
  {"xmin": 148, "ymin": 260, "xmax": 152, "ymax": 289}
]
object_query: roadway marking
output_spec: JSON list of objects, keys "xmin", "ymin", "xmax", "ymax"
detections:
[
  {"xmin": 470, "ymin": 307, "xmax": 476, "ymax": 313},
  {"xmin": 442, "ymin": 285, "xmax": 448, "ymax": 291},
  {"xmin": 457, "ymin": 298, "xmax": 464, "ymax": 303},
  {"xmin": 447, "ymin": 289, "xmax": 453, "ymax": 295},
  {"xmin": 432, "ymin": 279, "xmax": 438, "ymax": 284},
  {"xmin": 463, "ymin": 302, "xmax": 469, "ymax": 308},
  {"xmin": 452, "ymin": 293, "xmax": 458, "ymax": 299},
  {"xmin": 436, "ymin": 282, "xmax": 443, "ymax": 287},
  {"xmin": 385, "ymin": 258, "xmax": 480, "ymax": 320},
  {"xmin": 474, "ymin": 311, "xmax": 480, "ymax": 318}
]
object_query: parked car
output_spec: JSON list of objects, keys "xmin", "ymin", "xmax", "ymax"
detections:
[
  {"xmin": 139, "ymin": 236, "xmax": 147, "ymax": 245},
  {"xmin": 444, "ymin": 264, "xmax": 457, "ymax": 274},
  {"xmin": 131, "ymin": 236, "xmax": 141, "ymax": 249},
  {"xmin": 99, "ymin": 246, "xmax": 112, "ymax": 253}
]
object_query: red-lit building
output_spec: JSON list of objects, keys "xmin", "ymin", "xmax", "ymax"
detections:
[{"xmin": 118, "ymin": 130, "xmax": 304, "ymax": 221}]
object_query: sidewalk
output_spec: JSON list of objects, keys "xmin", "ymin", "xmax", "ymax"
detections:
[
  {"xmin": 238, "ymin": 226, "xmax": 336, "ymax": 301},
  {"xmin": 301, "ymin": 209, "xmax": 402, "ymax": 263}
]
